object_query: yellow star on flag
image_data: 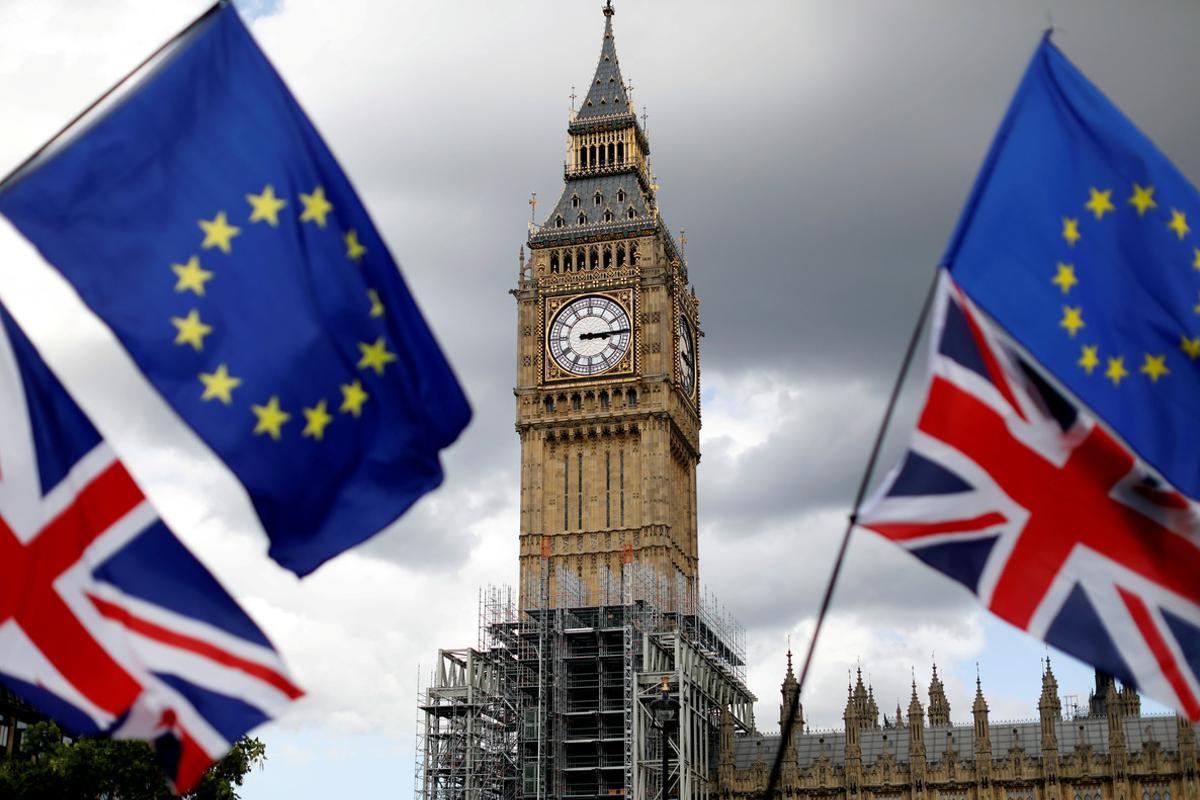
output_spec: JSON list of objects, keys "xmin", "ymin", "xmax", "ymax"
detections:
[
  {"xmin": 1140, "ymin": 353, "xmax": 1169, "ymax": 383},
  {"xmin": 1078, "ymin": 345, "xmax": 1099, "ymax": 375},
  {"xmin": 1182, "ymin": 336, "xmax": 1200, "ymax": 360},
  {"xmin": 1051, "ymin": 262, "xmax": 1077, "ymax": 294},
  {"xmin": 171, "ymin": 256, "xmax": 213, "ymax": 296},
  {"xmin": 302, "ymin": 399, "xmax": 334, "ymax": 440},
  {"xmin": 171, "ymin": 309, "xmax": 213, "ymax": 351},
  {"xmin": 1105, "ymin": 356, "xmax": 1129, "ymax": 386},
  {"xmin": 1061, "ymin": 217, "xmax": 1081, "ymax": 247},
  {"xmin": 199, "ymin": 363, "xmax": 242, "ymax": 404},
  {"xmin": 1193, "ymin": 248, "xmax": 1200, "ymax": 272},
  {"xmin": 1084, "ymin": 188, "xmax": 1114, "ymax": 220},
  {"xmin": 358, "ymin": 337, "xmax": 398, "ymax": 375},
  {"xmin": 345, "ymin": 229, "xmax": 367, "ymax": 261},
  {"xmin": 247, "ymin": 185, "xmax": 288, "ymax": 226},
  {"xmin": 367, "ymin": 288, "xmax": 384, "ymax": 318},
  {"xmin": 1128, "ymin": 183, "xmax": 1157, "ymax": 217},
  {"xmin": 340, "ymin": 380, "xmax": 370, "ymax": 417},
  {"xmin": 1168, "ymin": 209, "xmax": 1190, "ymax": 240},
  {"xmin": 252, "ymin": 396, "xmax": 291, "ymax": 440},
  {"xmin": 299, "ymin": 186, "xmax": 333, "ymax": 227},
  {"xmin": 1059, "ymin": 306, "xmax": 1085, "ymax": 337},
  {"xmin": 198, "ymin": 211, "xmax": 240, "ymax": 253}
]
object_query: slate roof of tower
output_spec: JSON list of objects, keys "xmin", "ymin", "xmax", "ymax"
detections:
[
  {"xmin": 577, "ymin": 7, "xmax": 629, "ymax": 120},
  {"xmin": 541, "ymin": 173, "xmax": 651, "ymax": 232},
  {"xmin": 733, "ymin": 715, "xmax": 1189, "ymax": 772}
]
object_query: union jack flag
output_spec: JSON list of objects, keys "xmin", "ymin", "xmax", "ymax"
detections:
[
  {"xmin": 858, "ymin": 273, "xmax": 1200, "ymax": 719},
  {"xmin": 0, "ymin": 305, "xmax": 301, "ymax": 791}
]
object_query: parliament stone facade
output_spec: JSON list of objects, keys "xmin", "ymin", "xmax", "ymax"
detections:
[{"xmin": 715, "ymin": 656, "xmax": 1199, "ymax": 800}]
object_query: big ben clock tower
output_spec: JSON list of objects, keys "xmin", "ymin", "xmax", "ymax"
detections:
[{"xmin": 515, "ymin": 0, "xmax": 700, "ymax": 612}]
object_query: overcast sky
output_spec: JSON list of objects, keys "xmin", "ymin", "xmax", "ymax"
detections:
[{"xmin": 2, "ymin": 1, "xmax": 1200, "ymax": 797}]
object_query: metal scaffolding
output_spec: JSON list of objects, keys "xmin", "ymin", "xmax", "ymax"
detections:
[{"xmin": 417, "ymin": 563, "xmax": 755, "ymax": 800}]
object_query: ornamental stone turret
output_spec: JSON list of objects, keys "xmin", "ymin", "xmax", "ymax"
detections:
[
  {"xmin": 973, "ymin": 675, "xmax": 992, "ymax": 785},
  {"xmin": 780, "ymin": 649, "xmax": 802, "ymax": 735},
  {"xmin": 844, "ymin": 681, "xmax": 863, "ymax": 793},
  {"xmin": 928, "ymin": 661, "xmax": 951, "ymax": 726},
  {"xmin": 1107, "ymin": 679, "xmax": 1129, "ymax": 784},
  {"xmin": 908, "ymin": 679, "xmax": 927, "ymax": 792},
  {"xmin": 1039, "ymin": 659, "xmax": 1062, "ymax": 780}
]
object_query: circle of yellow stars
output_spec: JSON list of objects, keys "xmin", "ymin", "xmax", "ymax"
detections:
[
  {"xmin": 174, "ymin": 184, "xmax": 390, "ymax": 442},
  {"xmin": 1055, "ymin": 183, "xmax": 1198, "ymax": 387}
]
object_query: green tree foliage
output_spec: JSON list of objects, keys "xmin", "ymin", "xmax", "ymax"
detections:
[{"xmin": 0, "ymin": 721, "xmax": 266, "ymax": 800}]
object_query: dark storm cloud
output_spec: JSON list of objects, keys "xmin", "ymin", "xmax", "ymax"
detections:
[{"xmin": 260, "ymin": 0, "xmax": 1200, "ymax": 583}]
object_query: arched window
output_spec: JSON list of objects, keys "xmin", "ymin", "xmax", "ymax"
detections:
[
  {"xmin": 577, "ymin": 248, "xmax": 586, "ymax": 268},
  {"xmin": 598, "ymin": 144, "xmax": 606, "ymax": 165},
  {"xmin": 626, "ymin": 389, "xmax": 638, "ymax": 407},
  {"xmin": 550, "ymin": 253, "xmax": 560, "ymax": 272},
  {"xmin": 589, "ymin": 145, "xmax": 597, "ymax": 165},
  {"xmin": 617, "ymin": 189, "xmax": 625, "ymax": 203},
  {"xmin": 563, "ymin": 251, "xmax": 573, "ymax": 271},
  {"xmin": 544, "ymin": 396, "xmax": 555, "ymax": 412},
  {"xmin": 594, "ymin": 192, "xmax": 603, "ymax": 206},
  {"xmin": 578, "ymin": 213, "xmax": 587, "ymax": 225},
  {"xmin": 617, "ymin": 143, "xmax": 625, "ymax": 164},
  {"xmin": 607, "ymin": 143, "xmax": 615, "ymax": 163},
  {"xmin": 571, "ymin": 393, "xmax": 582, "ymax": 411},
  {"xmin": 603, "ymin": 246, "xmax": 612, "ymax": 268},
  {"xmin": 589, "ymin": 247, "xmax": 599, "ymax": 270},
  {"xmin": 571, "ymin": 195, "xmax": 580, "ymax": 208},
  {"xmin": 616, "ymin": 245, "xmax": 626, "ymax": 268},
  {"xmin": 603, "ymin": 210, "xmax": 613, "ymax": 223},
  {"xmin": 599, "ymin": 390, "xmax": 609, "ymax": 409},
  {"xmin": 555, "ymin": 215, "xmax": 564, "ymax": 228},
  {"xmin": 629, "ymin": 243, "xmax": 638, "ymax": 265},
  {"xmin": 627, "ymin": 208, "xmax": 636, "ymax": 219}
]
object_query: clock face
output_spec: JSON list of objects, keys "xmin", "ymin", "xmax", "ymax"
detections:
[
  {"xmin": 677, "ymin": 315, "xmax": 696, "ymax": 397},
  {"xmin": 548, "ymin": 295, "xmax": 632, "ymax": 376}
]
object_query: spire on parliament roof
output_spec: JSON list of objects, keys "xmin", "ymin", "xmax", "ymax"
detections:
[{"xmin": 577, "ymin": 1, "xmax": 631, "ymax": 120}]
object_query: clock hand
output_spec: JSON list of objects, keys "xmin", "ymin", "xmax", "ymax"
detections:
[{"xmin": 579, "ymin": 328, "xmax": 631, "ymax": 341}]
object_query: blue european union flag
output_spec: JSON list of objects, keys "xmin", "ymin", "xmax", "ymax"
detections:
[
  {"xmin": 0, "ymin": 5, "xmax": 470, "ymax": 575},
  {"xmin": 944, "ymin": 34, "xmax": 1200, "ymax": 499}
]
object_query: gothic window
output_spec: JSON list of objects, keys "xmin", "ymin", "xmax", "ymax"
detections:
[
  {"xmin": 627, "ymin": 208, "xmax": 636, "ymax": 219},
  {"xmin": 603, "ymin": 210, "xmax": 613, "ymax": 223},
  {"xmin": 617, "ymin": 189, "xmax": 625, "ymax": 203},
  {"xmin": 599, "ymin": 390, "xmax": 609, "ymax": 408},
  {"xmin": 578, "ymin": 213, "xmax": 587, "ymax": 225},
  {"xmin": 629, "ymin": 243, "xmax": 639, "ymax": 265},
  {"xmin": 589, "ymin": 247, "xmax": 599, "ymax": 270},
  {"xmin": 589, "ymin": 145, "xmax": 597, "ymax": 165},
  {"xmin": 555, "ymin": 215, "xmax": 564, "ymax": 228},
  {"xmin": 595, "ymin": 192, "xmax": 603, "ymax": 206},
  {"xmin": 544, "ymin": 396, "xmax": 555, "ymax": 412},
  {"xmin": 616, "ymin": 245, "xmax": 626, "ymax": 268},
  {"xmin": 572, "ymin": 194, "xmax": 580, "ymax": 208},
  {"xmin": 571, "ymin": 393, "xmax": 582, "ymax": 411},
  {"xmin": 550, "ymin": 253, "xmax": 560, "ymax": 272},
  {"xmin": 607, "ymin": 142, "xmax": 615, "ymax": 162},
  {"xmin": 563, "ymin": 251, "xmax": 573, "ymax": 271},
  {"xmin": 1006, "ymin": 790, "xmax": 1034, "ymax": 800},
  {"xmin": 1142, "ymin": 786, "xmax": 1170, "ymax": 800},
  {"xmin": 626, "ymin": 389, "xmax": 637, "ymax": 407},
  {"xmin": 598, "ymin": 144, "xmax": 606, "ymax": 165},
  {"xmin": 603, "ymin": 246, "xmax": 612, "ymax": 268},
  {"xmin": 619, "ymin": 450, "xmax": 625, "ymax": 526},
  {"xmin": 617, "ymin": 143, "xmax": 624, "ymax": 164},
  {"xmin": 577, "ymin": 248, "xmax": 586, "ymax": 268},
  {"xmin": 605, "ymin": 451, "xmax": 612, "ymax": 527}
]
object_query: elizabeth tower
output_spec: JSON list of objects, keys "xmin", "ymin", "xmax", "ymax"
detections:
[{"xmin": 515, "ymin": 1, "xmax": 700, "ymax": 612}]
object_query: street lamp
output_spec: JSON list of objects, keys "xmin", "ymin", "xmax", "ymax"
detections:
[{"xmin": 650, "ymin": 675, "xmax": 679, "ymax": 800}]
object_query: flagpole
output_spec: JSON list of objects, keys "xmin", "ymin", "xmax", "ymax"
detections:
[
  {"xmin": 0, "ymin": 1, "xmax": 224, "ymax": 194},
  {"xmin": 762, "ymin": 265, "xmax": 940, "ymax": 799}
]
